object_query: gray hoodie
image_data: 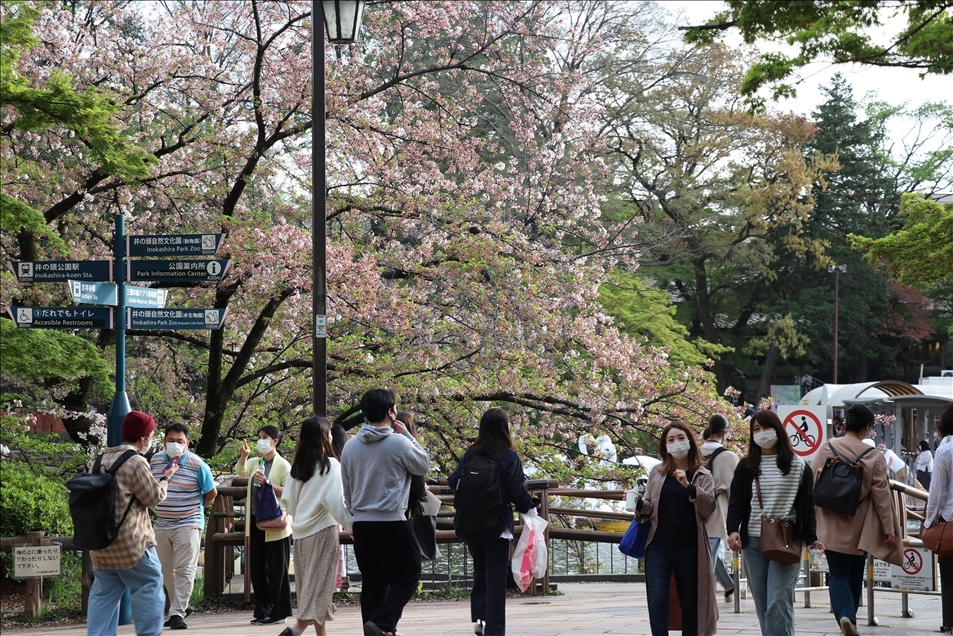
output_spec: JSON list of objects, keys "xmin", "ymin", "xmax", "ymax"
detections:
[{"xmin": 340, "ymin": 424, "xmax": 431, "ymax": 522}]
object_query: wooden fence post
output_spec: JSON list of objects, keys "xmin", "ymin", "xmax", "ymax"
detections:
[{"xmin": 24, "ymin": 530, "xmax": 45, "ymax": 619}]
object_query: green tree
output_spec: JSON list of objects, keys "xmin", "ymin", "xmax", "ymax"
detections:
[
  {"xmin": 682, "ymin": 1, "xmax": 953, "ymax": 107},
  {"xmin": 849, "ymin": 192, "xmax": 953, "ymax": 289},
  {"xmin": 598, "ymin": 272, "xmax": 726, "ymax": 367}
]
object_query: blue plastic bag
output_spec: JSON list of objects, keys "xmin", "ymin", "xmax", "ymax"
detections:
[{"xmin": 618, "ymin": 516, "xmax": 649, "ymax": 558}]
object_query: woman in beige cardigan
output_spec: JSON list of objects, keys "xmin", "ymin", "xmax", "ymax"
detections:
[
  {"xmin": 635, "ymin": 421, "xmax": 718, "ymax": 636},
  {"xmin": 812, "ymin": 405, "xmax": 903, "ymax": 636}
]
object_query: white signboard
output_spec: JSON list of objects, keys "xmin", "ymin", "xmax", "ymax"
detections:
[
  {"xmin": 777, "ymin": 406, "xmax": 827, "ymax": 463},
  {"xmin": 873, "ymin": 559, "xmax": 892, "ymax": 583},
  {"xmin": 891, "ymin": 546, "xmax": 934, "ymax": 591},
  {"xmin": 14, "ymin": 545, "xmax": 61, "ymax": 578}
]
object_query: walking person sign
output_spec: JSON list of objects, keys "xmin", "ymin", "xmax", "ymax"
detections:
[{"xmin": 777, "ymin": 406, "xmax": 826, "ymax": 463}]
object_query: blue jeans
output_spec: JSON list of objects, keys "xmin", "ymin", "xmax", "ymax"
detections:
[
  {"xmin": 644, "ymin": 541, "xmax": 698, "ymax": 636},
  {"xmin": 709, "ymin": 537, "xmax": 734, "ymax": 590},
  {"xmin": 87, "ymin": 546, "xmax": 164, "ymax": 636},
  {"xmin": 742, "ymin": 536, "xmax": 800, "ymax": 636},
  {"xmin": 826, "ymin": 550, "xmax": 866, "ymax": 626}
]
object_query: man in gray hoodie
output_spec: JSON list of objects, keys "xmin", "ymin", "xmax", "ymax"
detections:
[{"xmin": 341, "ymin": 388, "xmax": 431, "ymax": 636}]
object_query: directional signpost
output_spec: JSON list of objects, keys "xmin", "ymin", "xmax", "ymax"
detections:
[
  {"xmin": 124, "ymin": 285, "xmax": 168, "ymax": 309},
  {"xmin": 7, "ymin": 306, "xmax": 114, "ymax": 330},
  {"xmin": 127, "ymin": 233, "xmax": 224, "ymax": 256},
  {"xmin": 127, "ymin": 259, "xmax": 230, "ymax": 282},
  {"xmin": 777, "ymin": 406, "xmax": 826, "ymax": 463},
  {"xmin": 10, "ymin": 260, "xmax": 113, "ymax": 282},
  {"xmin": 128, "ymin": 308, "xmax": 227, "ymax": 330}
]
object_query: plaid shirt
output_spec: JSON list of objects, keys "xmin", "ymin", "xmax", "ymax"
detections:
[{"xmin": 90, "ymin": 445, "xmax": 168, "ymax": 571}]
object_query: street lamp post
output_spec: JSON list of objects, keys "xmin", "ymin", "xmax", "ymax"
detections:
[
  {"xmin": 313, "ymin": 1, "xmax": 365, "ymax": 417},
  {"xmin": 828, "ymin": 264, "xmax": 847, "ymax": 384}
]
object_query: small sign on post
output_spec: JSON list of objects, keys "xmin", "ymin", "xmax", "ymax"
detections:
[{"xmin": 14, "ymin": 545, "xmax": 61, "ymax": 578}]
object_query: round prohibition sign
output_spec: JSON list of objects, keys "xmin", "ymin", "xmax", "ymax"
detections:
[
  {"xmin": 782, "ymin": 409, "xmax": 823, "ymax": 456},
  {"xmin": 902, "ymin": 549, "xmax": 922, "ymax": 575}
]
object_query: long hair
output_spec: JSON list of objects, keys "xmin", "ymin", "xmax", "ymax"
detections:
[
  {"xmin": 745, "ymin": 410, "xmax": 795, "ymax": 476},
  {"xmin": 330, "ymin": 423, "xmax": 347, "ymax": 459},
  {"xmin": 657, "ymin": 421, "xmax": 704, "ymax": 474},
  {"xmin": 470, "ymin": 408, "xmax": 514, "ymax": 454},
  {"xmin": 290, "ymin": 416, "xmax": 333, "ymax": 482},
  {"xmin": 397, "ymin": 411, "xmax": 417, "ymax": 438}
]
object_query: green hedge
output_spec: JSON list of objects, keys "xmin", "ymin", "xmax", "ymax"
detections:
[{"xmin": 0, "ymin": 460, "xmax": 72, "ymax": 538}]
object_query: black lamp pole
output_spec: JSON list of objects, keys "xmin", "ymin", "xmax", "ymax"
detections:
[{"xmin": 312, "ymin": 1, "xmax": 365, "ymax": 417}]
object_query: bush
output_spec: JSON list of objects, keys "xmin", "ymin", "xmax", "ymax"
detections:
[{"xmin": 0, "ymin": 460, "xmax": 72, "ymax": 539}]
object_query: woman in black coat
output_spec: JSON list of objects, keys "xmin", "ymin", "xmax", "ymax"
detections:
[{"xmin": 449, "ymin": 409, "xmax": 536, "ymax": 636}]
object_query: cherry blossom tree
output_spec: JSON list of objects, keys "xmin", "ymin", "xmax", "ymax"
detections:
[{"xmin": 2, "ymin": 0, "xmax": 726, "ymax": 479}]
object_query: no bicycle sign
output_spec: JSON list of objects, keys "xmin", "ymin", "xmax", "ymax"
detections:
[{"xmin": 777, "ymin": 406, "xmax": 826, "ymax": 462}]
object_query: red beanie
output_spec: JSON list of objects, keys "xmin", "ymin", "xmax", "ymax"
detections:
[{"xmin": 122, "ymin": 410, "xmax": 157, "ymax": 439}]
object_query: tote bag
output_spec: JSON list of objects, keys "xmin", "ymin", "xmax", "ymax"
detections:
[{"xmin": 618, "ymin": 516, "xmax": 650, "ymax": 559}]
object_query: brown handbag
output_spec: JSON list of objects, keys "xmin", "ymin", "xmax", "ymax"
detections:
[
  {"xmin": 755, "ymin": 477, "xmax": 801, "ymax": 564},
  {"xmin": 921, "ymin": 519, "xmax": 953, "ymax": 557}
]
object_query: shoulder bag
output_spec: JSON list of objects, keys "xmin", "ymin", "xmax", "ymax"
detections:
[
  {"xmin": 922, "ymin": 518, "xmax": 953, "ymax": 557},
  {"xmin": 814, "ymin": 440, "xmax": 876, "ymax": 516},
  {"xmin": 755, "ymin": 477, "xmax": 800, "ymax": 564}
]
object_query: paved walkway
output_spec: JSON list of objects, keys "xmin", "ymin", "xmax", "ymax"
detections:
[{"xmin": 4, "ymin": 582, "xmax": 944, "ymax": 635}]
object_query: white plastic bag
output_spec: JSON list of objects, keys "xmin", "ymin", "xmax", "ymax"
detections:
[{"xmin": 511, "ymin": 509, "xmax": 549, "ymax": 592}]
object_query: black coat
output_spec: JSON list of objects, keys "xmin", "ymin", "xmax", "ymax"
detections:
[
  {"xmin": 448, "ymin": 448, "xmax": 535, "ymax": 537},
  {"xmin": 725, "ymin": 457, "xmax": 818, "ymax": 549}
]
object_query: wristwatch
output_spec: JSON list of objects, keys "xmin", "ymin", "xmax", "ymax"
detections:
[{"xmin": 159, "ymin": 476, "xmax": 169, "ymax": 482}]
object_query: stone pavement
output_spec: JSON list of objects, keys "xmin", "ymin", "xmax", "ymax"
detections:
[{"xmin": 4, "ymin": 582, "xmax": 944, "ymax": 635}]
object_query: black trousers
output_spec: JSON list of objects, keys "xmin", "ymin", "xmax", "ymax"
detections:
[
  {"xmin": 467, "ymin": 537, "xmax": 511, "ymax": 636},
  {"xmin": 940, "ymin": 554, "xmax": 953, "ymax": 629},
  {"xmin": 249, "ymin": 518, "xmax": 292, "ymax": 621},
  {"xmin": 353, "ymin": 520, "xmax": 422, "ymax": 633}
]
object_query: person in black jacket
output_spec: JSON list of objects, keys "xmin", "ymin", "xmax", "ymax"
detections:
[
  {"xmin": 449, "ymin": 408, "xmax": 536, "ymax": 636},
  {"xmin": 725, "ymin": 410, "xmax": 822, "ymax": 636}
]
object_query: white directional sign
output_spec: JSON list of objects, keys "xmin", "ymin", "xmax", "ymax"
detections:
[
  {"xmin": 891, "ymin": 546, "xmax": 934, "ymax": 591},
  {"xmin": 777, "ymin": 406, "xmax": 826, "ymax": 462}
]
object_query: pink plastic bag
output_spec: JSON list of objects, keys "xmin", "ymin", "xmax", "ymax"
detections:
[{"xmin": 511, "ymin": 511, "xmax": 548, "ymax": 592}]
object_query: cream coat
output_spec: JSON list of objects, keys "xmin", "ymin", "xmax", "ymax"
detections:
[
  {"xmin": 639, "ymin": 465, "xmax": 718, "ymax": 636},
  {"xmin": 812, "ymin": 436, "xmax": 903, "ymax": 566}
]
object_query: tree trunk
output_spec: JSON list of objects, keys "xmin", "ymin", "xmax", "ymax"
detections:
[{"xmin": 756, "ymin": 343, "xmax": 779, "ymax": 410}]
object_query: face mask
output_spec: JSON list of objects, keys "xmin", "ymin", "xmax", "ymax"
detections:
[
  {"xmin": 166, "ymin": 442, "xmax": 185, "ymax": 458},
  {"xmin": 753, "ymin": 430, "xmax": 779, "ymax": 449},
  {"xmin": 668, "ymin": 440, "xmax": 690, "ymax": 459},
  {"xmin": 256, "ymin": 438, "xmax": 274, "ymax": 455}
]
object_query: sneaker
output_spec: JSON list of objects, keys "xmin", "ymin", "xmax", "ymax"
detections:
[
  {"xmin": 166, "ymin": 614, "xmax": 187, "ymax": 630},
  {"xmin": 839, "ymin": 616, "xmax": 859, "ymax": 636},
  {"xmin": 474, "ymin": 619, "xmax": 485, "ymax": 636},
  {"xmin": 724, "ymin": 587, "xmax": 734, "ymax": 603}
]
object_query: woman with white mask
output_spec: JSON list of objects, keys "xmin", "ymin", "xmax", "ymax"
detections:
[
  {"xmin": 238, "ymin": 425, "xmax": 293, "ymax": 625},
  {"xmin": 635, "ymin": 421, "xmax": 718, "ymax": 636},
  {"xmin": 726, "ymin": 410, "xmax": 822, "ymax": 636}
]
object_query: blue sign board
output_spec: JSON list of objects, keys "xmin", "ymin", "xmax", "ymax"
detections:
[
  {"xmin": 6, "ymin": 306, "xmax": 114, "ymax": 329},
  {"xmin": 127, "ymin": 259, "xmax": 230, "ymax": 282},
  {"xmin": 69, "ymin": 280, "xmax": 118, "ymax": 306},
  {"xmin": 125, "ymin": 286, "xmax": 169, "ymax": 309},
  {"xmin": 127, "ymin": 234, "xmax": 224, "ymax": 257},
  {"xmin": 9, "ymin": 260, "xmax": 113, "ymax": 283},
  {"xmin": 127, "ymin": 308, "xmax": 228, "ymax": 330},
  {"xmin": 67, "ymin": 281, "xmax": 169, "ymax": 308}
]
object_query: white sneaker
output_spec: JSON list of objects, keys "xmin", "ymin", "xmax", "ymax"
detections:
[
  {"xmin": 839, "ymin": 616, "xmax": 860, "ymax": 636},
  {"xmin": 474, "ymin": 619, "xmax": 485, "ymax": 636}
]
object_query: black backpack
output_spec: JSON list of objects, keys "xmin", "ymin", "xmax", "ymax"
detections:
[
  {"xmin": 66, "ymin": 449, "xmax": 139, "ymax": 550},
  {"xmin": 453, "ymin": 449, "xmax": 509, "ymax": 538}
]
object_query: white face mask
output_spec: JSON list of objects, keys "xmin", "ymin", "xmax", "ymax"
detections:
[
  {"xmin": 667, "ymin": 440, "xmax": 690, "ymax": 459},
  {"xmin": 753, "ymin": 430, "xmax": 779, "ymax": 449},
  {"xmin": 165, "ymin": 442, "xmax": 186, "ymax": 458},
  {"xmin": 256, "ymin": 438, "xmax": 274, "ymax": 455}
]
